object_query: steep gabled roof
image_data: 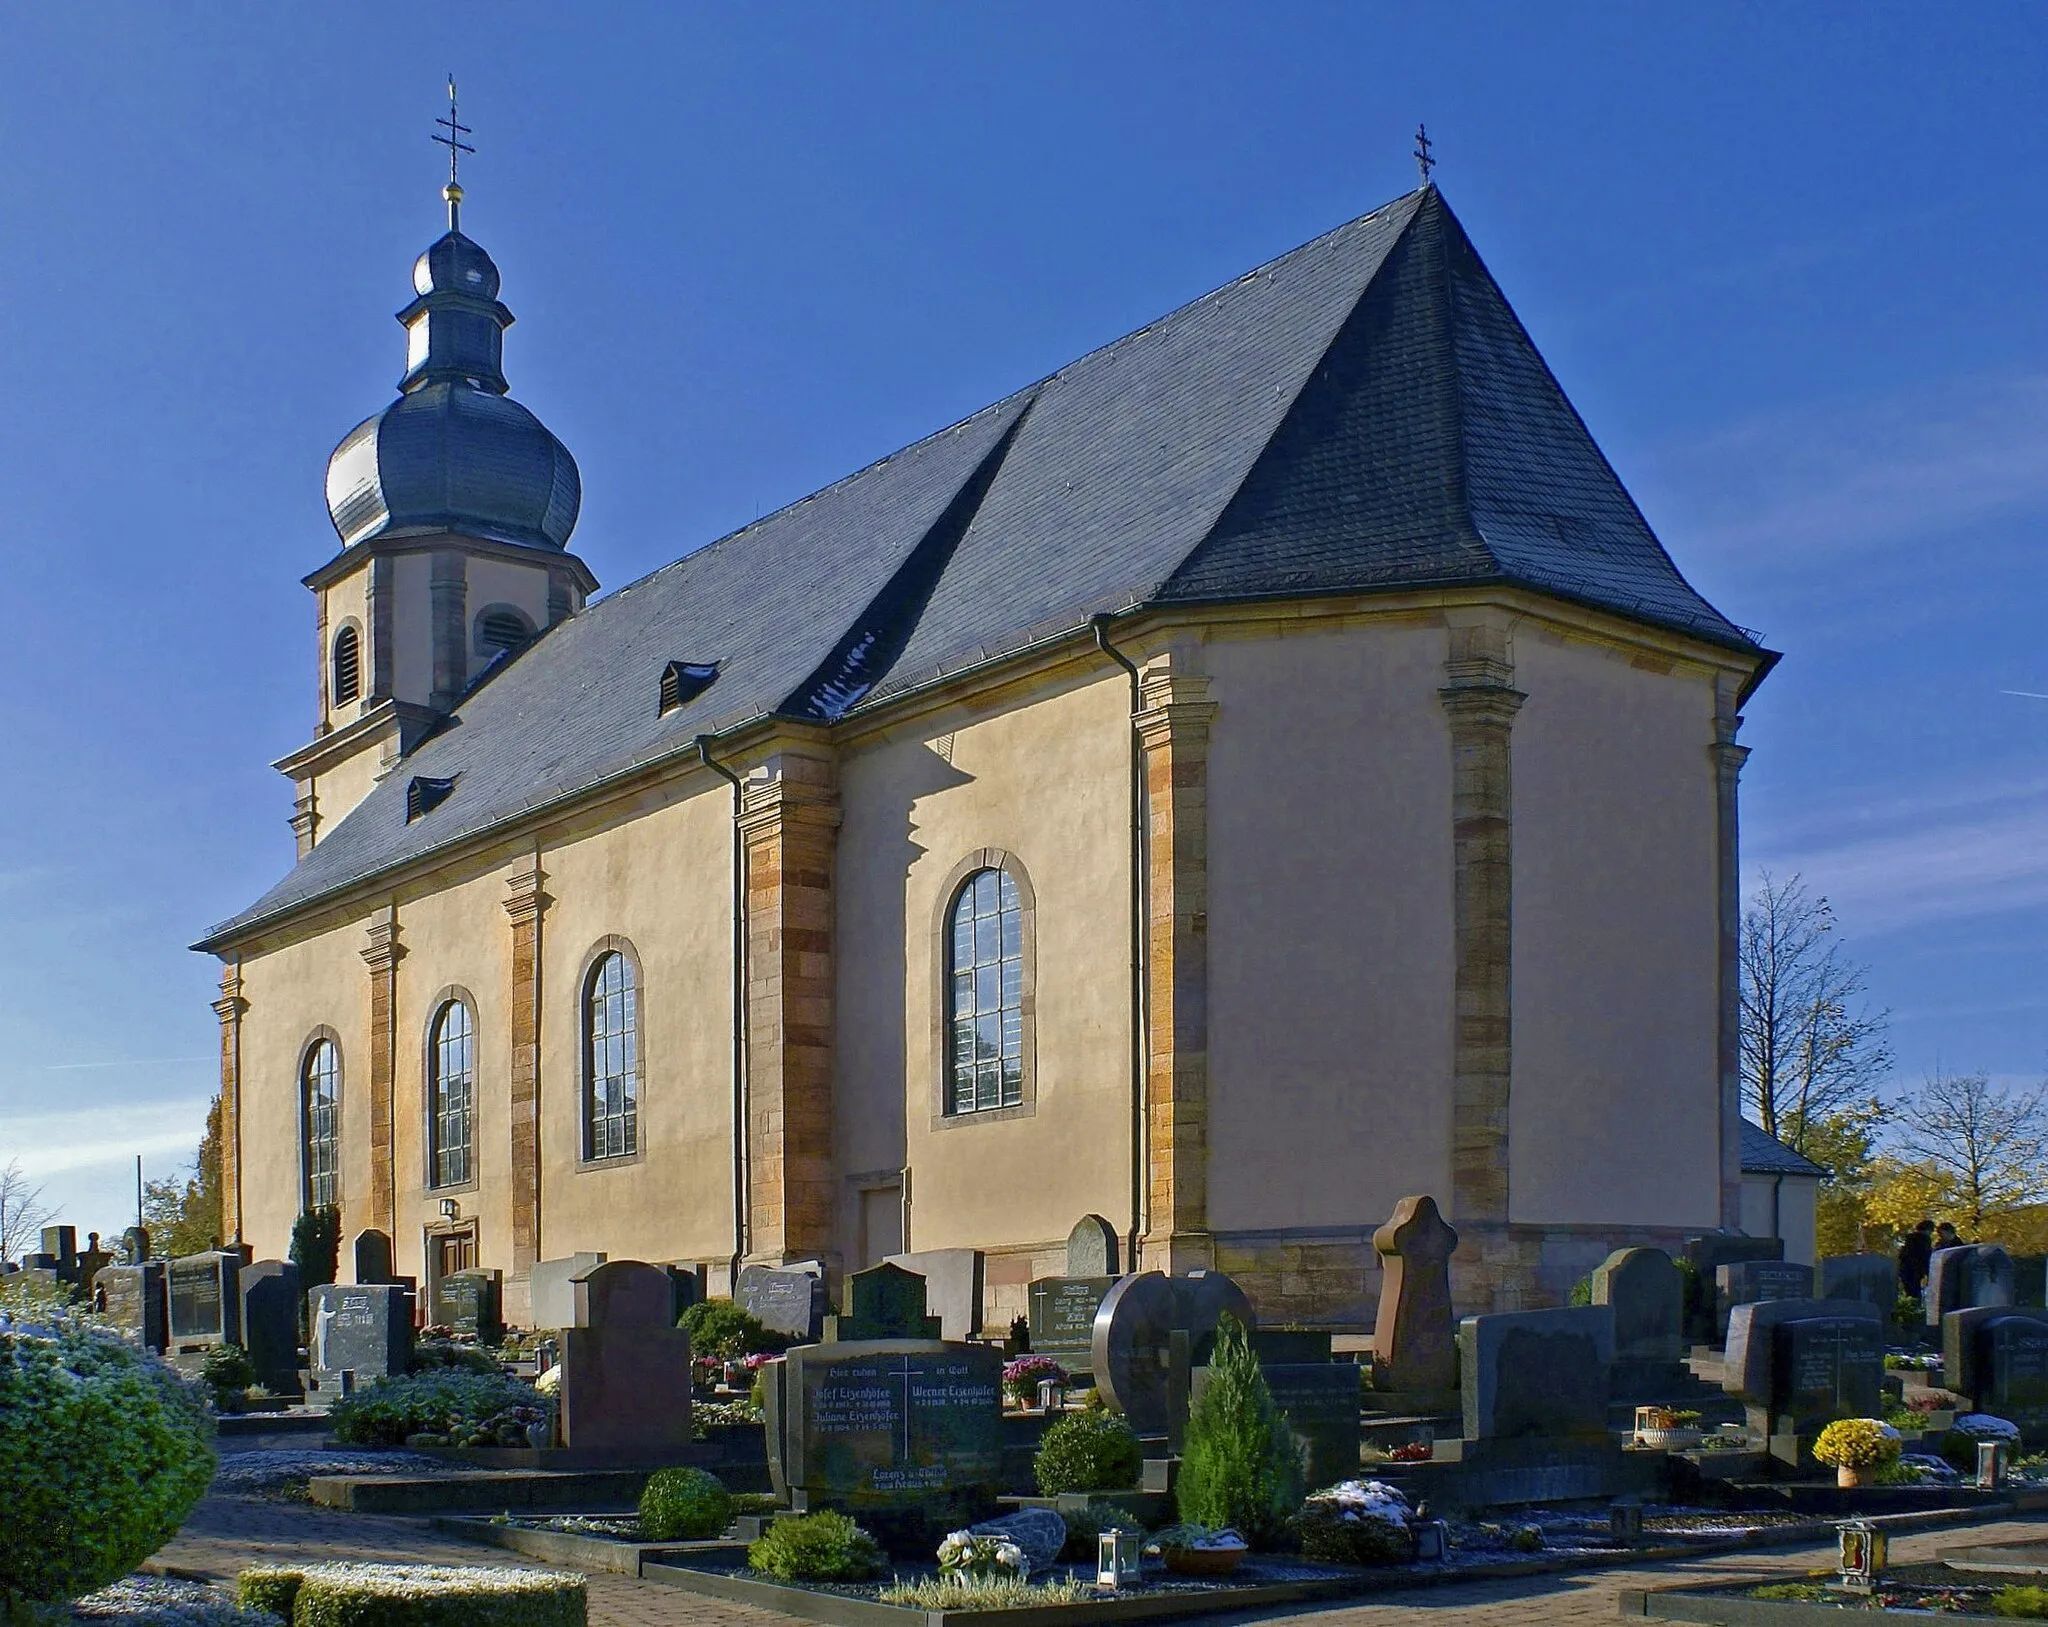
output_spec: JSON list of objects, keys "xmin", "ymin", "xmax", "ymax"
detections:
[
  {"xmin": 200, "ymin": 186, "xmax": 1761, "ymax": 948},
  {"xmin": 1740, "ymin": 1121, "xmax": 1829, "ymax": 1179}
]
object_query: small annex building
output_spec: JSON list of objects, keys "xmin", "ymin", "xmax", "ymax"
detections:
[{"xmin": 196, "ymin": 178, "xmax": 1775, "ymax": 1328}]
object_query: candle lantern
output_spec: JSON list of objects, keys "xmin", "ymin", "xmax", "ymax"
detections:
[
  {"xmin": 1097, "ymin": 1529, "xmax": 1142, "ymax": 1589},
  {"xmin": 1837, "ymin": 1520, "xmax": 1887, "ymax": 1594},
  {"xmin": 1979, "ymin": 1439, "xmax": 2012, "ymax": 1490}
]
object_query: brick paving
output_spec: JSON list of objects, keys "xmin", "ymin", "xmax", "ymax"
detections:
[{"xmin": 155, "ymin": 1496, "xmax": 2048, "ymax": 1627}]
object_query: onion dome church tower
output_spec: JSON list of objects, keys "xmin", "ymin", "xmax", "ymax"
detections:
[{"xmin": 277, "ymin": 147, "xmax": 597, "ymax": 854}]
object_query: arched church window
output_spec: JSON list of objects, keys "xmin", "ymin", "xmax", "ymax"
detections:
[
  {"xmin": 428, "ymin": 999, "xmax": 475, "ymax": 1188},
  {"xmin": 475, "ymin": 606, "xmax": 534, "ymax": 657},
  {"xmin": 302, "ymin": 1037, "xmax": 340, "ymax": 1210},
  {"xmin": 946, "ymin": 866, "xmax": 1024, "ymax": 1114},
  {"xmin": 583, "ymin": 949, "xmax": 639, "ymax": 1160},
  {"xmin": 332, "ymin": 624, "xmax": 361, "ymax": 706}
]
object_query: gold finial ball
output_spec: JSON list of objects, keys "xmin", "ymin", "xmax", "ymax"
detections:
[{"xmin": 443, "ymin": 181, "xmax": 465, "ymax": 205}]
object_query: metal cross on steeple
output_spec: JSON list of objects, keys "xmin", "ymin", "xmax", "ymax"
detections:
[
  {"xmin": 433, "ymin": 75, "xmax": 476, "ymax": 230},
  {"xmin": 1413, "ymin": 123, "xmax": 1436, "ymax": 188}
]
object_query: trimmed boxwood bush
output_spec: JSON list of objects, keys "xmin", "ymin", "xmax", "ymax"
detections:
[
  {"xmin": 679, "ymin": 1298, "xmax": 782, "ymax": 1359},
  {"xmin": 1058, "ymin": 1502, "xmax": 1147, "ymax": 1562},
  {"xmin": 746, "ymin": 1512, "xmax": 884, "ymax": 1581},
  {"xmin": 638, "ymin": 1466, "xmax": 732, "ymax": 1540},
  {"xmin": 411, "ymin": 1340, "xmax": 502, "ymax": 1376},
  {"xmin": 1175, "ymin": 1316, "xmax": 1303, "ymax": 1548},
  {"xmin": 1034, "ymin": 1405, "xmax": 1142, "ymax": 1494},
  {"xmin": 0, "ymin": 1312, "xmax": 217, "ymax": 1617},
  {"xmin": 328, "ymin": 1370, "xmax": 548, "ymax": 1448},
  {"xmin": 238, "ymin": 1563, "xmax": 584, "ymax": 1627}
]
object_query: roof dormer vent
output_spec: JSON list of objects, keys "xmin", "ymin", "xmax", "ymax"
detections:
[
  {"xmin": 658, "ymin": 661, "xmax": 720, "ymax": 716},
  {"xmin": 406, "ymin": 775, "xmax": 458, "ymax": 822}
]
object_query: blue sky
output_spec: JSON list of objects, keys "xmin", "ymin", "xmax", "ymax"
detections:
[{"xmin": 3, "ymin": 4, "xmax": 2046, "ymax": 1235}]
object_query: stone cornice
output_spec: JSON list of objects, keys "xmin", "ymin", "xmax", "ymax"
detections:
[
  {"xmin": 272, "ymin": 699, "xmax": 441, "ymax": 783},
  {"xmin": 303, "ymin": 532, "xmax": 599, "ymax": 598},
  {"xmin": 360, "ymin": 914, "xmax": 404, "ymax": 973},
  {"xmin": 502, "ymin": 862, "xmax": 549, "ymax": 927}
]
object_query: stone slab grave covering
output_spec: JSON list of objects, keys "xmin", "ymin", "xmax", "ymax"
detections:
[
  {"xmin": 1722, "ymin": 1296, "xmax": 1882, "ymax": 1456},
  {"xmin": 308, "ymin": 1282, "xmax": 414, "ymax": 1402},
  {"xmin": 1681, "ymin": 1234, "xmax": 1783, "ymax": 1344},
  {"xmin": 1371, "ymin": 1193, "xmax": 1459, "ymax": 1400},
  {"xmin": 1066, "ymin": 1214, "xmax": 1121, "ymax": 1278},
  {"xmin": 1820, "ymin": 1252, "xmax": 1896, "ymax": 1314},
  {"xmin": 1714, "ymin": 1260, "xmax": 1815, "ymax": 1339},
  {"xmin": 828, "ymin": 1262, "xmax": 942, "ymax": 1342},
  {"xmin": 529, "ymin": 1253, "xmax": 607, "ymax": 1331},
  {"xmin": 1945, "ymin": 1305, "xmax": 2048, "ymax": 1445},
  {"xmin": 884, "ymin": 1249, "xmax": 984, "ymax": 1342},
  {"xmin": 167, "ymin": 1249, "xmax": 250, "ymax": 1363},
  {"xmin": 92, "ymin": 1260, "xmax": 167, "ymax": 1352},
  {"xmin": 239, "ymin": 1259, "xmax": 303, "ymax": 1394},
  {"xmin": 1929, "ymin": 1244, "xmax": 2015, "ymax": 1324},
  {"xmin": 1459, "ymin": 1306, "xmax": 1614, "ymax": 1442},
  {"xmin": 736, "ymin": 1261, "xmax": 827, "ymax": 1343},
  {"xmin": 1092, "ymin": 1269, "xmax": 1255, "ymax": 1447},
  {"xmin": 561, "ymin": 1260, "xmax": 695, "ymax": 1461},
  {"xmin": 434, "ymin": 1267, "xmax": 504, "ymax": 1344}
]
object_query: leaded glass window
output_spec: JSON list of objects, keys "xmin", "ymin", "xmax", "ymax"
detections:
[
  {"xmin": 429, "ymin": 1000, "xmax": 474, "ymax": 1187},
  {"xmin": 302, "ymin": 1039, "xmax": 340, "ymax": 1210},
  {"xmin": 584, "ymin": 951, "xmax": 639, "ymax": 1159},
  {"xmin": 947, "ymin": 867, "xmax": 1023, "ymax": 1114}
]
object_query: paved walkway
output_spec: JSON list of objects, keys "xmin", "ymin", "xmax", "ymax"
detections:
[{"xmin": 155, "ymin": 1497, "xmax": 2048, "ymax": 1627}]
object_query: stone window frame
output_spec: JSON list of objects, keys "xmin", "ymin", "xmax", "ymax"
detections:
[
  {"xmin": 929, "ymin": 848, "xmax": 1037, "ymax": 1130},
  {"xmin": 297, "ymin": 1025, "xmax": 344, "ymax": 1213},
  {"xmin": 472, "ymin": 602, "xmax": 536, "ymax": 659},
  {"xmin": 330, "ymin": 618, "xmax": 364, "ymax": 709},
  {"xmin": 575, "ymin": 935, "xmax": 646, "ymax": 1171},
  {"xmin": 422, "ymin": 986, "xmax": 480, "ymax": 1195}
]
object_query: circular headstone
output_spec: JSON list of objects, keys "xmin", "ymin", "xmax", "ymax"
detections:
[
  {"xmin": 1091, "ymin": 1272, "xmax": 1178, "ymax": 1434},
  {"xmin": 1066, "ymin": 1215, "xmax": 1121, "ymax": 1278},
  {"xmin": 1172, "ymin": 1270, "xmax": 1256, "ymax": 1364}
]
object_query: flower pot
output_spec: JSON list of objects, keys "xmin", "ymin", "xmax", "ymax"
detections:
[
  {"xmin": 1165, "ymin": 1547, "xmax": 1247, "ymax": 1576},
  {"xmin": 1635, "ymin": 1427, "xmax": 1703, "ymax": 1452},
  {"xmin": 1836, "ymin": 1465, "xmax": 1866, "ymax": 1489}
]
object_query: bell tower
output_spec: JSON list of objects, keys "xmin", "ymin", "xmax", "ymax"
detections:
[{"xmin": 276, "ymin": 100, "xmax": 596, "ymax": 854}]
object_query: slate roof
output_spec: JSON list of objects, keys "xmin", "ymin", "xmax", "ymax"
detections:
[
  {"xmin": 200, "ymin": 185, "xmax": 1763, "ymax": 949},
  {"xmin": 1740, "ymin": 1121, "xmax": 1829, "ymax": 1179}
]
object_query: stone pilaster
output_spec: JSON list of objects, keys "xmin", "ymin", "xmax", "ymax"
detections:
[
  {"xmin": 368, "ymin": 555, "xmax": 395, "ymax": 701},
  {"xmin": 430, "ymin": 551, "xmax": 467, "ymax": 712},
  {"xmin": 211, "ymin": 960, "xmax": 247, "ymax": 1246},
  {"xmin": 504, "ymin": 859, "xmax": 548, "ymax": 1271},
  {"xmin": 1136, "ymin": 663, "xmax": 1217, "ymax": 1273},
  {"xmin": 1438, "ymin": 620, "xmax": 1524, "ymax": 1227},
  {"xmin": 737, "ymin": 743, "xmax": 841, "ymax": 1272},
  {"xmin": 360, "ymin": 908, "xmax": 403, "ymax": 1235},
  {"xmin": 289, "ymin": 794, "xmax": 319, "ymax": 858},
  {"xmin": 1712, "ymin": 674, "xmax": 1751, "ymax": 1229},
  {"xmin": 547, "ymin": 565, "xmax": 576, "ymax": 628}
]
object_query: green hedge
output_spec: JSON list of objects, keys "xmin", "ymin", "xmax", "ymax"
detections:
[
  {"xmin": 679, "ymin": 1299, "xmax": 783, "ymax": 1358},
  {"xmin": 328, "ymin": 1370, "xmax": 548, "ymax": 1448},
  {"xmin": 1034, "ymin": 1406, "xmax": 1142, "ymax": 1494},
  {"xmin": 638, "ymin": 1466, "xmax": 732, "ymax": 1540},
  {"xmin": 0, "ymin": 1315, "xmax": 216, "ymax": 1614},
  {"xmin": 746, "ymin": 1512, "xmax": 884, "ymax": 1581},
  {"xmin": 238, "ymin": 1563, "xmax": 584, "ymax": 1627}
]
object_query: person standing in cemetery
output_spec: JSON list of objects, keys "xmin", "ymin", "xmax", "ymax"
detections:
[
  {"xmin": 1937, "ymin": 1221, "xmax": 1963, "ymax": 1250},
  {"xmin": 1898, "ymin": 1220, "xmax": 1935, "ymax": 1298}
]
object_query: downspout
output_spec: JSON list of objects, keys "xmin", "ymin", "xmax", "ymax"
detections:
[
  {"xmin": 697, "ymin": 735, "xmax": 750, "ymax": 1289},
  {"xmin": 1770, "ymin": 1174, "xmax": 1784, "ymax": 1248},
  {"xmin": 1090, "ymin": 614, "xmax": 1148, "ymax": 1270}
]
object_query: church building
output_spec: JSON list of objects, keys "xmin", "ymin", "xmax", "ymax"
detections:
[{"xmin": 196, "ymin": 173, "xmax": 1774, "ymax": 1329}]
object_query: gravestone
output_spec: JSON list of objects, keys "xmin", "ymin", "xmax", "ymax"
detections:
[
  {"xmin": 118, "ymin": 1226, "xmax": 150, "ymax": 1266},
  {"xmin": 1027, "ymin": 1277, "xmax": 1114, "ymax": 1373},
  {"xmin": 351, "ymin": 1229, "xmax": 396, "ymax": 1285},
  {"xmin": 1715, "ymin": 1260, "xmax": 1816, "ymax": 1338},
  {"xmin": 561, "ymin": 1261, "xmax": 695, "ymax": 1460},
  {"xmin": 736, "ymin": 1262, "xmax": 827, "ymax": 1343},
  {"xmin": 1722, "ymin": 1297, "xmax": 1883, "ymax": 1454},
  {"xmin": 167, "ymin": 1251, "xmax": 244, "ymax": 1353},
  {"xmin": 530, "ymin": 1254, "xmax": 607, "ymax": 1330},
  {"xmin": 1681, "ymin": 1234, "xmax": 1783, "ymax": 1343},
  {"xmin": 885, "ymin": 1250, "xmax": 984, "ymax": 1342},
  {"xmin": 1459, "ymin": 1306, "xmax": 1615, "ymax": 1442},
  {"xmin": 2014, "ymin": 1256, "xmax": 2048, "ymax": 1310},
  {"xmin": 1371, "ymin": 1194, "xmax": 1459, "ymax": 1397},
  {"xmin": 92, "ymin": 1261, "xmax": 167, "ymax": 1352},
  {"xmin": 1066, "ymin": 1215, "xmax": 1121, "ymax": 1278},
  {"xmin": 76, "ymin": 1232, "xmax": 111, "ymax": 1287},
  {"xmin": 39, "ymin": 1226, "xmax": 78, "ymax": 1284},
  {"xmin": 239, "ymin": 1259, "xmax": 302, "ymax": 1394},
  {"xmin": 1928, "ymin": 1245, "xmax": 2015, "ymax": 1325},
  {"xmin": 1820, "ymin": 1254, "xmax": 1896, "ymax": 1314},
  {"xmin": 308, "ymin": 1282, "xmax": 413, "ymax": 1393},
  {"xmin": 1945, "ymin": 1306, "xmax": 2048, "ymax": 1445},
  {"xmin": 1244, "ymin": 1358, "xmax": 1360, "ymax": 1488},
  {"xmin": 1092, "ymin": 1270, "xmax": 1256, "ymax": 1441},
  {"xmin": 666, "ymin": 1262, "xmax": 707, "ymax": 1322},
  {"xmin": 827, "ymin": 1262, "xmax": 941, "ymax": 1341},
  {"xmin": 766, "ymin": 1338, "xmax": 1005, "ymax": 1515},
  {"xmin": 1593, "ymin": 1247, "xmax": 1683, "ymax": 1366},
  {"xmin": 435, "ymin": 1268, "xmax": 504, "ymax": 1344}
]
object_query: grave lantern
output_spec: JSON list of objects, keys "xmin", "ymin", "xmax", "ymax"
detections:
[
  {"xmin": 1411, "ymin": 1514, "xmax": 1448, "ymax": 1563},
  {"xmin": 1037, "ymin": 1376, "xmax": 1064, "ymax": 1412},
  {"xmin": 1096, "ymin": 1529, "xmax": 1142, "ymax": 1589},
  {"xmin": 1836, "ymin": 1520, "xmax": 1886, "ymax": 1593},
  {"xmin": 1978, "ymin": 1439, "xmax": 2012, "ymax": 1489},
  {"xmin": 1609, "ymin": 1500, "xmax": 1644, "ymax": 1545}
]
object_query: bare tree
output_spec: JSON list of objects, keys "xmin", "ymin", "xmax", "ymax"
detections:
[
  {"xmin": 1891, "ymin": 1068, "xmax": 2048, "ymax": 1232},
  {"xmin": 0, "ymin": 1159, "xmax": 57, "ymax": 1263},
  {"xmin": 1739, "ymin": 871, "xmax": 1892, "ymax": 1149}
]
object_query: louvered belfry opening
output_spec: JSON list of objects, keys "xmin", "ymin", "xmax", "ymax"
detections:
[
  {"xmin": 331, "ymin": 625, "xmax": 361, "ymax": 706},
  {"xmin": 478, "ymin": 608, "xmax": 531, "ymax": 655}
]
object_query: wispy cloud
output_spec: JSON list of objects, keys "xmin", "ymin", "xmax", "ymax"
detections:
[
  {"xmin": 43, "ymin": 1056, "xmax": 210, "ymax": 1072},
  {"xmin": 0, "ymin": 1096, "xmax": 211, "ymax": 1180}
]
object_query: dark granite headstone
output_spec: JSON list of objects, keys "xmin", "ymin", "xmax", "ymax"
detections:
[
  {"xmin": 1929, "ymin": 1245, "xmax": 2015, "ymax": 1324},
  {"xmin": 308, "ymin": 1282, "xmax": 413, "ymax": 1386},
  {"xmin": 666, "ymin": 1262, "xmax": 707, "ymax": 1322},
  {"xmin": 1716, "ymin": 1260, "xmax": 1816, "ymax": 1337},
  {"xmin": 736, "ymin": 1262, "xmax": 827, "ymax": 1343},
  {"xmin": 1066, "ymin": 1215, "xmax": 1121, "ymax": 1278},
  {"xmin": 828, "ymin": 1262, "xmax": 941, "ymax": 1341},
  {"xmin": 1027, "ymin": 1277, "xmax": 1114, "ymax": 1371},
  {"xmin": 1681, "ymin": 1234, "xmax": 1783, "ymax": 1343},
  {"xmin": 1372, "ymin": 1194, "xmax": 1459, "ymax": 1395},
  {"xmin": 1593, "ymin": 1247, "xmax": 1682, "ymax": 1365},
  {"xmin": 92, "ymin": 1261, "xmax": 167, "ymax": 1352},
  {"xmin": 167, "ymin": 1252, "xmax": 242, "ymax": 1349},
  {"xmin": 1819, "ymin": 1254, "xmax": 1896, "ymax": 1314},
  {"xmin": 1945, "ymin": 1306, "xmax": 2048, "ymax": 1444},
  {"xmin": 1092, "ymin": 1270, "xmax": 1255, "ymax": 1439},
  {"xmin": 239, "ymin": 1260, "xmax": 302, "ymax": 1394},
  {"xmin": 351, "ymin": 1229, "xmax": 395, "ymax": 1286},
  {"xmin": 2013, "ymin": 1256, "xmax": 2048, "ymax": 1310},
  {"xmin": 1772, "ymin": 1315, "xmax": 1886, "ymax": 1437},
  {"xmin": 435, "ymin": 1268, "xmax": 504, "ymax": 1344},
  {"xmin": 561, "ymin": 1260, "xmax": 695, "ymax": 1460},
  {"xmin": 1250, "ymin": 1361, "xmax": 1361, "ymax": 1487},
  {"xmin": 767, "ymin": 1339, "xmax": 1004, "ymax": 1512},
  {"xmin": 1459, "ymin": 1307, "xmax": 1614, "ymax": 1442},
  {"xmin": 39, "ymin": 1226, "xmax": 77, "ymax": 1284}
]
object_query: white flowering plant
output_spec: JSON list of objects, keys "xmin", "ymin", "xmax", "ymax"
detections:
[{"xmin": 936, "ymin": 1531, "xmax": 1028, "ymax": 1579}]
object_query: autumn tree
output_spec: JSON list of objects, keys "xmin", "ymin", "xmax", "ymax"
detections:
[
  {"xmin": 142, "ymin": 1095, "xmax": 224, "ymax": 1257},
  {"xmin": 1799, "ymin": 1098, "xmax": 1895, "ymax": 1257},
  {"xmin": 1889, "ymin": 1068, "xmax": 2048, "ymax": 1234},
  {"xmin": 1739, "ymin": 872, "xmax": 1892, "ymax": 1148}
]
